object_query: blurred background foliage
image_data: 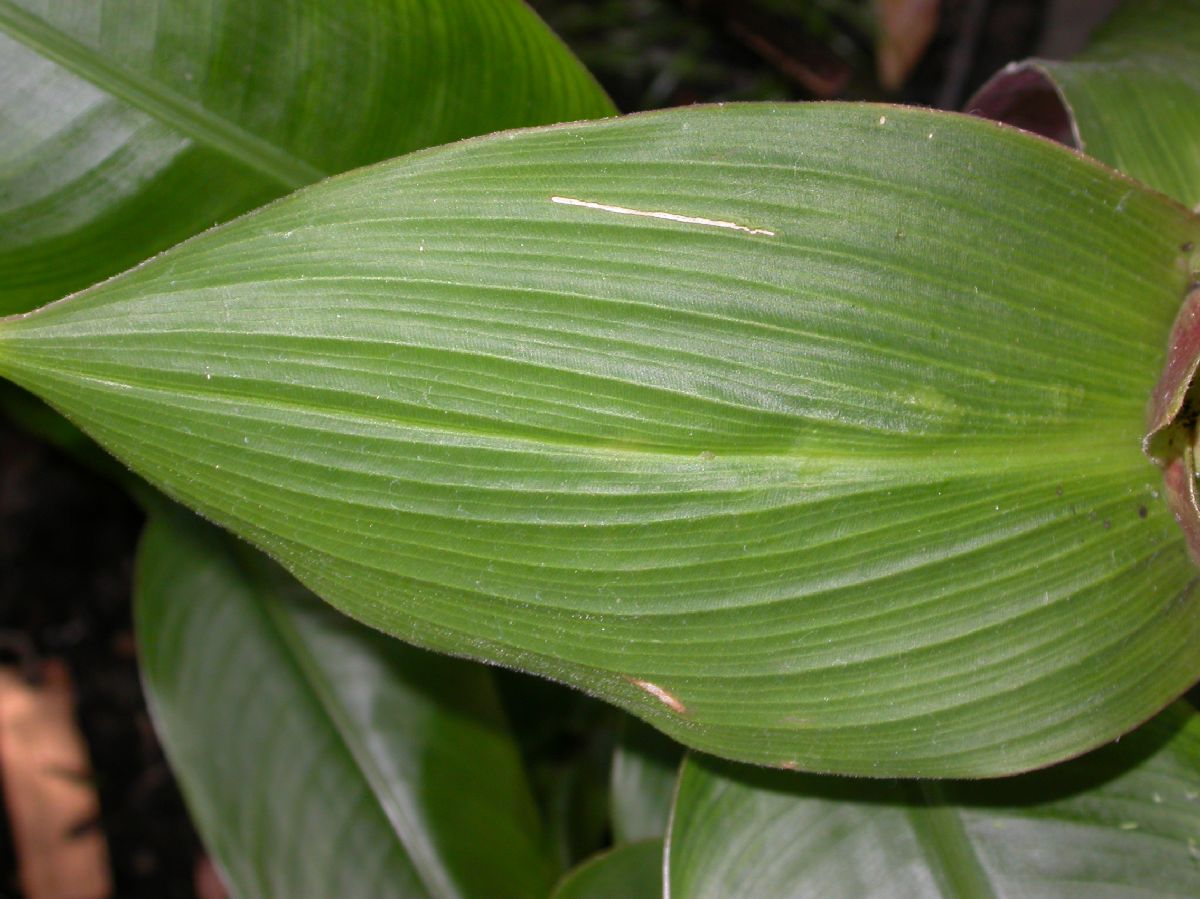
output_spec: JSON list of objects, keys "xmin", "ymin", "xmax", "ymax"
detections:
[{"xmin": 526, "ymin": 0, "xmax": 1108, "ymax": 112}]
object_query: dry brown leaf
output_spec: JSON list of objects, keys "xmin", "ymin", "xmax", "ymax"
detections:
[
  {"xmin": 876, "ymin": 0, "xmax": 941, "ymax": 91},
  {"xmin": 0, "ymin": 661, "xmax": 112, "ymax": 899},
  {"xmin": 194, "ymin": 855, "xmax": 230, "ymax": 899}
]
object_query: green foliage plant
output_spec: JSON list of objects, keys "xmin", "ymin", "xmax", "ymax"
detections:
[{"xmin": 3, "ymin": 0, "xmax": 1200, "ymax": 895}]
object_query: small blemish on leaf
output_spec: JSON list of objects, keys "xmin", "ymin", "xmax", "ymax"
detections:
[
  {"xmin": 550, "ymin": 196, "xmax": 774, "ymax": 236},
  {"xmin": 1139, "ymin": 505, "xmax": 1148, "ymax": 519},
  {"xmin": 627, "ymin": 677, "xmax": 687, "ymax": 714}
]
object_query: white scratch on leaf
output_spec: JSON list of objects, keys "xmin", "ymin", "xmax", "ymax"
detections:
[
  {"xmin": 627, "ymin": 677, "xmax": 688, "ymax": 714},
  {"xmin": 551, "ymin": 196, "xmax": 775, "ymax": 236}
]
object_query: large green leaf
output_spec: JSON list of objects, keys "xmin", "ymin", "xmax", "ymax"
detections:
[
  {"xmin": 0, "ymin": 0, "xmax": 614, "ymax": 315},
  {"xmin": 667, "ymin": 702, "xmax": 1200, "ymax": 898},
  {"xmin": 137, "ymin": 504, "xmax": 556, "ymax": 899},
  {"xmin": 549, "ymin": 840, "xmax": 663, "ymax": 899},
  {"xmin": 969, "ymin": 0, "xmax": 1200, "ymax": 207},
  {"xmin": 3, "ymin": 103, "xmax": 1200, "ymax": 776}
]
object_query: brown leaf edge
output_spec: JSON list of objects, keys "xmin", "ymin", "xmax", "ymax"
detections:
[
  {"xmin": 1145, "ymin": 285, "xmax": 1200, "ymax": 564},
  {"xmin": 964, "ymin": 61, "xmax": 1079, "ymax": 148}
]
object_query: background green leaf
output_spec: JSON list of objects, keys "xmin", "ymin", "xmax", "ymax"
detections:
[
  {"xmin": 969, "ymin": 0, "xmax": 1200, "ymax": 207},
  {"xmin": 137, "ymin": 504, "xmax": 556, "ymax": 899},
  {"xmin": 4, "ymin": 103, "xmax": 1199, "ymax": 776},
  {"xmin": 549, "ymin": 839, "xmax": 662, "ymax": 899},
  {"xmin": 0, "ymin": 0, "xmax": 614, "ymax": 316},
  {"xmin": 667, "ymin": 702, "xmax": 1200, "ymax": 898},
  {"xmin": 610, "ymin": 717, "xmax": 681, "ymax": 844},
  {"xmin": 494, "ymin": 670, "xmax": 618, "ymax": 870}
]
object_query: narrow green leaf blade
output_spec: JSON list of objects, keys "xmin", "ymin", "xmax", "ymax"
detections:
[
  {"xmin": 667, "ymin": 703, "xmax": 1200, "ymax": 898},
  {"xmin": 970, "ymin": 0, "xmax": 1200, "ymax": 207},
  {"xmin": 0, "ymin": 0, "xmax": 614, "ymax": 314},
  {"xmin": 136, "ymin": 504, "xmax": 556, "ymax": 899},
  {"xmin": 5, "ymin": 103, "xmax": 1200, "ymax": 776},
  {"xmin": 549, "ymin": 840, "xmax": 663, "ymax": 899},
  {"xmin": 611, "ymin": 718, "xmax": 682, "ymax": 844}
]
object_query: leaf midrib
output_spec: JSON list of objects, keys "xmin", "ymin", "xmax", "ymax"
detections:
[
  {"xmin": 905, "ymin": 781, "xmax": 998, "ymax": 899},
  {"xmin": 3, "ymin": 352, "xmax": 1149, "ymax": 472},
  {"xmin": 0, "ymin": 0, "xmax": 324, "ymax": 188}
]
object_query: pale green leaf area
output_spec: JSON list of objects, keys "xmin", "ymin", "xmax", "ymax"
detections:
[
  {"xmin": 0, "ymin": 0, "xmax": 614, "ymax": 314},
  {"xmin": 970, "ymin": 0, "xmax": 1200, "ymax": 208},
  {"xmin": 611, "ymin": 717, "xmax": 683, "ymax": 843},
  {"xmin": 137, "ymin": 505, "xmax": 556, "ymax": 899},
  {"xmin": 4, "ymin": 103, "xmax": 1200, "ymax": 776},
  {"xmin": 550, "ymin": 839, "xmax": 663, "ymax": 899},
  {"xmin": 667, "ymin": 703, "xmax": 1200, "ymax": 899}
]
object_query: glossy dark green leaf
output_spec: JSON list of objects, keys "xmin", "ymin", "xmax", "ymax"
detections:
[
  {"xmin": 667, "ymin": 703, "xmax": 1200, "ymax": 898},
  {"xmin": 136, "ymin": 504, "xmax": 556, "ymax": 899},
  {"xmin": 4, "ymin": 103, "xmax": 1200, "ymax": 775},
  {"xmin": 611, "ymin": 717, "xmax": 682, "ymax": 843},
  {"xmin": 0, "ymin": 0, "xmax": 614, "ymax": 315},
  {"xmin": 550, "ymin": 840, "xmax": 663, "ymax": 899},
  {"xmin": 970, "ymin": 0, "xmax": 1200, "ymax": 207}
]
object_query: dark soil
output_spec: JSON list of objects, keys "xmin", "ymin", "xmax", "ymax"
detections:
[{"xmin": 0, "ymin": 2, "xmax": 1105, "ymax": 894}]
